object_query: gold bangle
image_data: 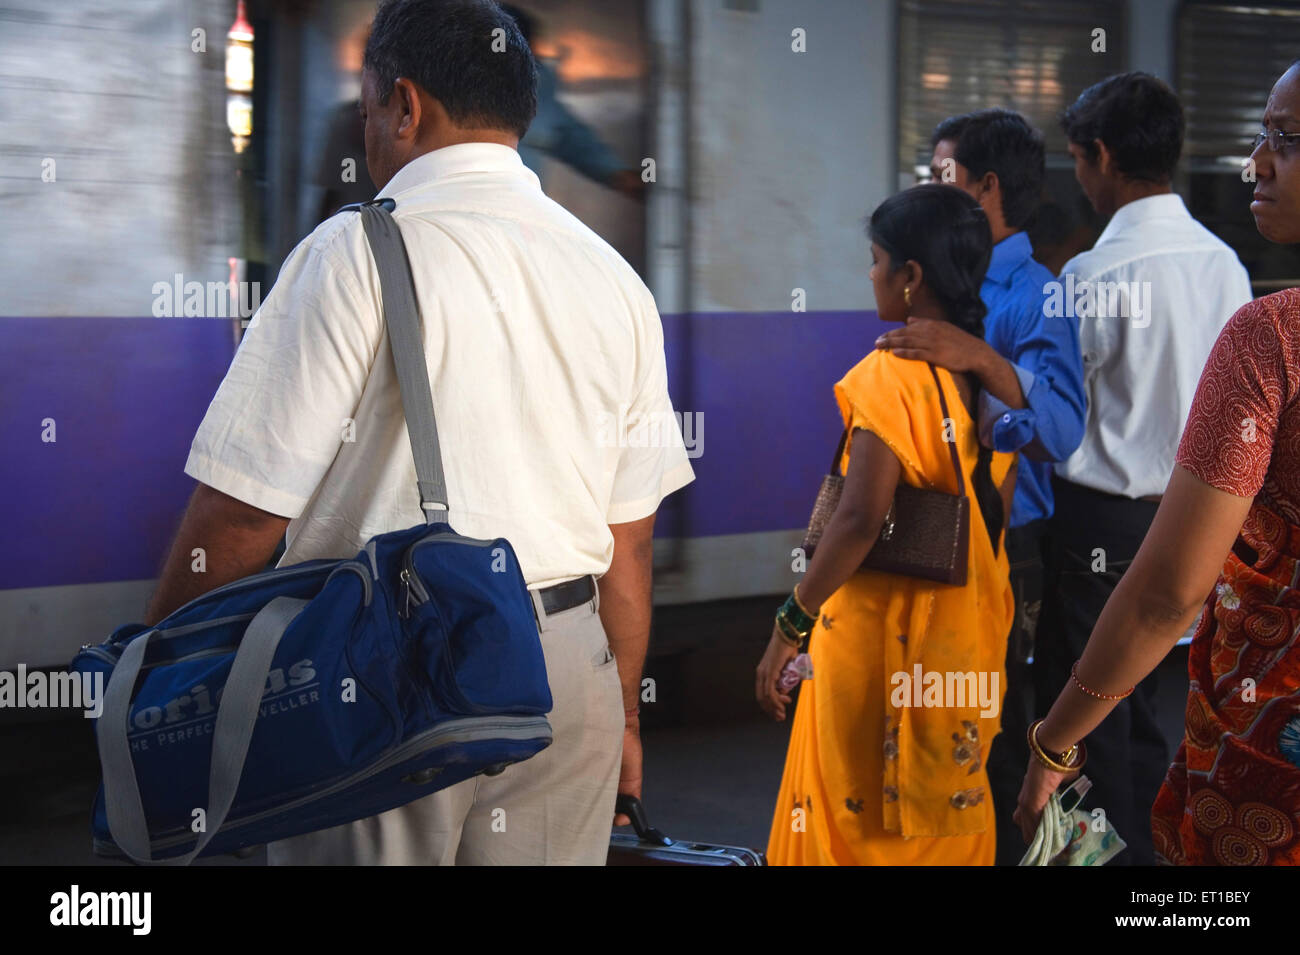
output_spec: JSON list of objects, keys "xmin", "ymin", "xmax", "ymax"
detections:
[
  {"xmin": 1027, "ymin": 719, "xmax": 1085, "ymax": 773},
  {"xmin": 792, "ymin": 584, "xmax": 818, "ymax": 620},
  {"xmin": 774, "ymin": 613, "xmax": 803, "ymax": 648}
]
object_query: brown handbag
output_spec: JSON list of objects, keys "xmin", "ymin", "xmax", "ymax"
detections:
[{"xmin": 801, "ymin": 363, "xmax": 970, "ymax": 585}]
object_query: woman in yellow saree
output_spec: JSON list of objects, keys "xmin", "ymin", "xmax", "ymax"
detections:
[{"xmin": 757, "ymin": 185, "xmax": 1016, "ymax": 866}]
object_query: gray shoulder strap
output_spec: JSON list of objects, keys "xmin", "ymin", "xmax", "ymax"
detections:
[{"xmin": 357, "ymin": 201, "xmax": 449, "ymax": 524}]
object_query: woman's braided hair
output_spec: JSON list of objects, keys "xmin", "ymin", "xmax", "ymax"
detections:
[{"xmin": 868, "ymin": 184, "xmax": 1005, "ymax": 555}]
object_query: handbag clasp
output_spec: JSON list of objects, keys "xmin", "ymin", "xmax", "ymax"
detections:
[{"xmin": 880, "ymin": 505, "xmax": 896, "ymax": 541}]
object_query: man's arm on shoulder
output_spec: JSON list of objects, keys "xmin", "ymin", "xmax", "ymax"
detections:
[
  {"xmin": 971, "ymin": 342, "xmax": 1030, "ymax": 411},
  {"xmin": 144, "ymin": 484, "xmax": 289, "ymax": 625},
  {"xmin": 874, "ymin": 318, "xmax": 1027, "ymax": 409},
  {"xmin": 978, "ymin": 289, "xmax": 1087, "ymax": 462}
]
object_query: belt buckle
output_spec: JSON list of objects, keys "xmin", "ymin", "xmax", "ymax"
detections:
[{"xmin": 532, "ymin": 576, "xmax": 597, "ymax": 628}]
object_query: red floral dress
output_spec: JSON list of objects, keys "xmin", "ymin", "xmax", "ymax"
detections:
[{"xmin": 1152, "ymin": 289, "xmax": 1300, "ymax": 865}]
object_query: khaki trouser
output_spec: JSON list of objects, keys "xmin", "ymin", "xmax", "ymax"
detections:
[{"xmin": 267, "ymin": 583, "xmax": 624, "ymax": 865}]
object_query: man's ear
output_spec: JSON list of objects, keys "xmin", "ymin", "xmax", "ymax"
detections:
[
  {"xmin": 978, "ymin": 169, "xmax": 1000, "ymax": 203},
  {"xmin": 1093, "ymin": 138, "xmax": 1112, "ymax": 177},
  {"xmin": 392, "ymin": 77, "xmax": 423, "ymax": 139}
]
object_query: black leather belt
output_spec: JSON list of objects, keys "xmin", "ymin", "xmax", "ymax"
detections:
[{"xmin": 537, "ymin": 575, "xmax": 597, "ymax": 616}]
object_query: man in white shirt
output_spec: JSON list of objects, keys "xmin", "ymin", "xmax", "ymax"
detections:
[
  {"xmin": 1032, "ymin": 72, "xmax": 1253, "ymax": 865},
  {"xmin": 144, "ymin": 0, "xmax": 693, "ymax": 865}
]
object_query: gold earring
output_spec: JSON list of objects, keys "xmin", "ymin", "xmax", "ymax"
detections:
[{"xmin": 904, "ymin": 286, "xmax": 912, "ymax": 308}]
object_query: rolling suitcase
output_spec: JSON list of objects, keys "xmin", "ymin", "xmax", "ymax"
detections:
[{"xmin": 607, "ymin": 795, "xmax": 766, "ymax": 866}]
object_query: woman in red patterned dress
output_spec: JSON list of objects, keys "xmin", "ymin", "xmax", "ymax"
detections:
[{"xmin": 1014, "ymin": 61, "xmax": 1300, "ymax": 865}]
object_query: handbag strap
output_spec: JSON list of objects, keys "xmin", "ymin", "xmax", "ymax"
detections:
[
  {"xmin": 829, "ymin": 361, "xmax": 967, "ymax": 496},
  {"xmin": 355, "ymin": 199, "xmax": 450, "ymax": 525},
  {"xmin": 927, "ymin": 363, "xmax": 968, "ymax": 497},
  {"xmin": 827, "ymin": 428, "xmax": 849, "ymax": 475}
]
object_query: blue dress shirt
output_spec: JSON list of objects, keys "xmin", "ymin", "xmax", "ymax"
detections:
[{"xmin": 977, "ymin": 232, "xmax": 1086, "ymax": 528}]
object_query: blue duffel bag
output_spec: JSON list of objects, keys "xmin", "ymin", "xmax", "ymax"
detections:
[{"xmin": 70, "ymin": 200, "xmax": 553, "ymax": 864}]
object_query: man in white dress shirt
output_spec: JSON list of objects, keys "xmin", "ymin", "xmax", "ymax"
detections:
[
  {"xmin": 1032, "ymin": 72, "xmax": 1253, "ymax": 864},
  {"xmin": 144, "ymin": 0, "xmax": 693, "ymax": 864}
]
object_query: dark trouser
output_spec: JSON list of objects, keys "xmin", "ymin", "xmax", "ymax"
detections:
[
  {"xmin": 988, "ymin": 519, "xmax": 1045, "ymax": 866},
  {"xmin": 1031, "ymin": 476, "xmax": 1167, "ymax": 866}
]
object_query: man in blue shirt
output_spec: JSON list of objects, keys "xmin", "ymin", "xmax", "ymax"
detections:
[{"xmin": 875, "ymin": 108, "xmax": 1086, "ymax": 864}]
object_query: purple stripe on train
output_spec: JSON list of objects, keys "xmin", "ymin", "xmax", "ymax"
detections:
[
  {"xmin": 1, "ymin": 317, "xmax": 235, "ymax": 592},
  {"xmin": 0, "ymin": 311, "xmax": 888, "ymax": 590}
]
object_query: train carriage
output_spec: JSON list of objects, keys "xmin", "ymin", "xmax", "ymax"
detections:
[{"xmin": 3, "ymin": 0, "xmax": 1299, "ymax": 673}]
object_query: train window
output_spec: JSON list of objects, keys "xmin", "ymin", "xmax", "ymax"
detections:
[
  {"xmin": 1177, "ymin": 0, "xmax": 1300, "ymax": 292},
  {"xmin": 897, "ymin": 0, "xmax": 1126, "ymax": 274}
]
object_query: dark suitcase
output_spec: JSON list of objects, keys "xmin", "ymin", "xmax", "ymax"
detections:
[{"xmin": 607, "ymin": 795, "xmax": 767, "ymax": 866}]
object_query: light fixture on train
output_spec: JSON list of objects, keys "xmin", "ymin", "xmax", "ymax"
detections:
[{"xmin": 225, "ymin": 1, "xmax": 254, "ymax": 154}]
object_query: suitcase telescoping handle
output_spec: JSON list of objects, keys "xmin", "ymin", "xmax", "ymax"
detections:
[{"xmin": 615, "ymin": 794, "xmax": 672, "ymax": 846}]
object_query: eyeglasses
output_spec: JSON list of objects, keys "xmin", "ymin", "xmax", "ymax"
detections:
[{"xmin": 1253, "ymin": 128, "xmax": 1300, "ymax": 153}]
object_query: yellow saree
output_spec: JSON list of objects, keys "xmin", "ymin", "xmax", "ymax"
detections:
[{"xmin": 767, "ymin": 350, "xmax": 1015, "ymax": 865}]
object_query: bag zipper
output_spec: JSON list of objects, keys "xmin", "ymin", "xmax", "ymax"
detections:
[
  {"xmin": 80, "ymin": 612, "xmax": 258, "ymax": 662},
  {"xmin": 79, "ymin": 567, "xmax": 332, "ymax": 659},
  {"xmin": 80, "ymin": 642, "xmax": 241, "ymax": 673},
  {"xmin": 161, "ymin": 561, "xmax": 336, "ymax": 621},
  {"xmin": 399, "ymin": 533, "xmax": 520, "ymax": 716},
  {"xmin": 399, "ymin": 532, "xmax": 499, "ymax": 619},
  {"xmin": 326, "ymin": 560, "xmax": 373, "ymax": 606},
  {"xmin": 80, "ymin": 561, "xmax": 342, "ymax": 660}
]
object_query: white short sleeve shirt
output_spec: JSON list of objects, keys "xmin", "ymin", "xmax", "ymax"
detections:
[{"xmin": 185, "ymin": 143, "xmax": 694, "ymax": 588}]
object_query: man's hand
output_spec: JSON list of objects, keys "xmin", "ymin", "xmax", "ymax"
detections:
[
  {"xmin": 877, "ymin": 316, "xmax": 1028, "ymax": 411},
  {"xmin": 874, "ymin": 316, "xmax": 988, "ymax": 372},
  {"xmin": 614, "ymin": 709, "xmax": 643, "ymax": 826},
  {"xmin": 598, "ymin": 513, "xmax": 655, "ymax": 828}
]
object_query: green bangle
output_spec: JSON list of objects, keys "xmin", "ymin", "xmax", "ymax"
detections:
[{"xmin": 779, "ymin": 592, "xmax": 815, "ymax": 634}]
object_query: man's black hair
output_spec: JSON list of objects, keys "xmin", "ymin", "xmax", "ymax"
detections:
[
  {"xmin": 1060, "ymin": 71, "xmax": 1184, "ymax": 184},
  {"xmin": 499, "ymin": 3, "xmax": 537, "ymax": 46},
  {"xmin": 931, "ymin": 108, "xmax": 1045, "ymax": 231},
  {"xmin": 364, "ymin": 0, "xmax": 537, "ymax": 138}
]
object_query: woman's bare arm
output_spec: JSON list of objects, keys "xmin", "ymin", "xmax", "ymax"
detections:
[
  {"xmin": 796, "ymin": 427, "xmax": 901, "ymax": 610},
  {"xmin": 1035, "ymin": 465, "xmax": 1253, "ymax": 754},
  {"xmin": 1014, "ymin": 465, "xmax": 1253, "ymax": 839},
  {"xmin": 754, "ymin": 426, "xmax": 900, "ymax": 719}
]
